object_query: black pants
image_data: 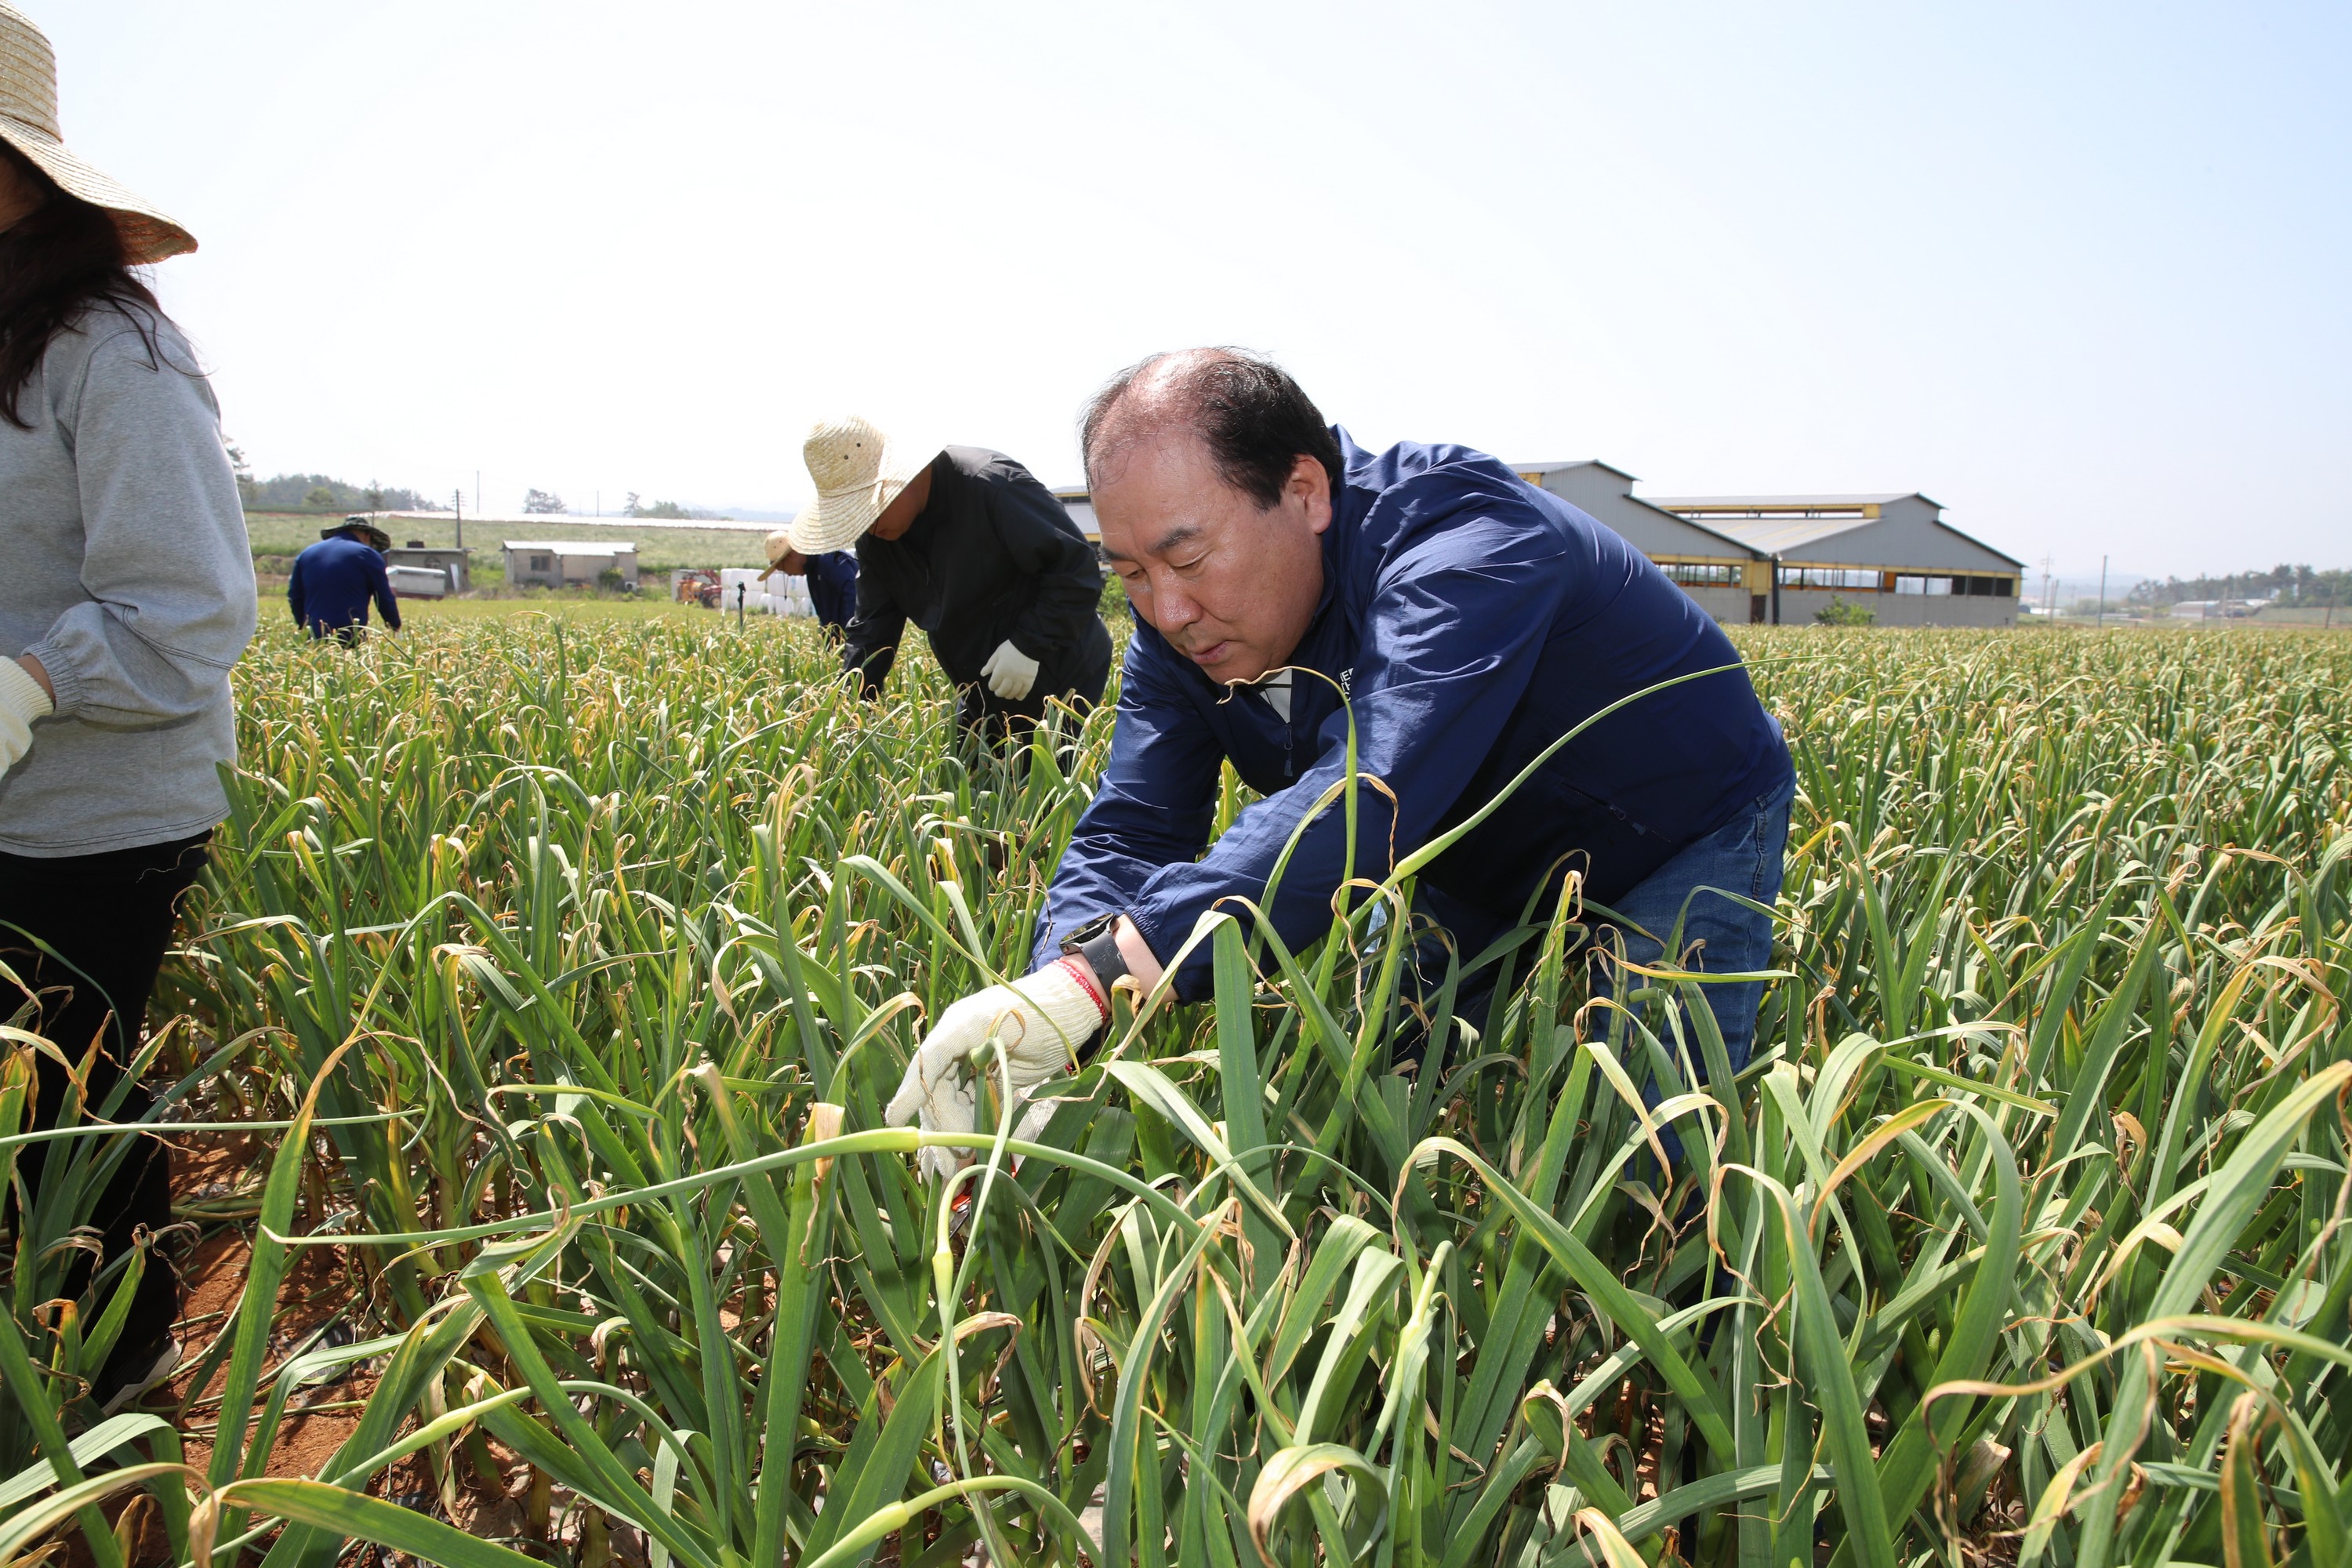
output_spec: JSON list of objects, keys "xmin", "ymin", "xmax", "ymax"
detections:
[{"xmin": 1, "ymin": 830, "xmax": 211, "ymax": 1359}]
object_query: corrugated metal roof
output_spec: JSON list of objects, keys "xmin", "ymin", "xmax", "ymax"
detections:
[
  {"xmin": 501, "ymin": 540, "xmax": 639, "ymax": 553},
  {"xmin": 1511, "ymin": 462, "xmax": 1759, "ymax": 557},
  {"xmin": 1685, "ymin": 514, "xmax": 1881, "ymax": 554},
  {"xmin": 1646, "ymin": 492, "xmax": 1929, "ymax": 510},
  {"xmin": 1646, "ymin": 510, "xmax": 2025, "ymax": 570},
  {"xmin": 1514, "ymin": 459, "xmax": 1638, "ymax": 481},
  {"xmin": 1621, "ymin": 498, "xmax": 1760, "ymax": 558}
]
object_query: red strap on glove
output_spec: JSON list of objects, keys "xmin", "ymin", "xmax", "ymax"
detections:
[{"xmin": 1054, "ymin": 955, "xmax": 1110, "ymax": 1025}]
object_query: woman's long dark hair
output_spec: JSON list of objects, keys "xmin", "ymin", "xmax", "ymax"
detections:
[{"xmin": 0, "ymin": 140, "xmax": 163, "ymax": 429}]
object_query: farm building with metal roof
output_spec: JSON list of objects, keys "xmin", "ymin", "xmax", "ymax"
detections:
[{"xmin": 1644, "ymin": 493, "xmax": 2024, "ymax": 626}]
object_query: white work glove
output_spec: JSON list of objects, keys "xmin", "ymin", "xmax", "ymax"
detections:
[
  {"xmin": 885, "ymin": 959, "xmax": 1108, "ymax": 1180},
  {"xmin": 978, "ymin": 639, "xmax": 1040, "ymax": 701},
  {"xmin": 0, "ymin": 658, "xmax": 54, "ymax": 781}
]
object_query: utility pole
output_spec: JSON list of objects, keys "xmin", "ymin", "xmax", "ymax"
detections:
[
  {"xmin": 452, "ymin": 490, "xmax": 464, "ymax": 553},
  {"xmin": 2041, "ymin": 554, "xmax": 2055, "ymax": 616},
  {"xmin": 2096, "ymin": 555, "xmax": 2108, "ymax": 629},
  {"xmin": 1770, "ymin": 554, "xmax": 1784, "ymax": 626}
]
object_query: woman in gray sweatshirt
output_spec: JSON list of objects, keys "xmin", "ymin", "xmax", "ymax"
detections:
[{"xmin": 0, "ymin": 5, "xmax": 256, "ymax": 1414}]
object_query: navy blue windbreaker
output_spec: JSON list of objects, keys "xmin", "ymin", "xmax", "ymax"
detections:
[
  {"xmin": 1032, "ymin": 430, "xmax": 1791, "ymax": 1000},
  {"xmin": 804, "ymin": 550, "xmax": 858, "ymax": 632},
  {"xmin": 287, "ymin": 536, "xmax": 400, "ymax": 637}
]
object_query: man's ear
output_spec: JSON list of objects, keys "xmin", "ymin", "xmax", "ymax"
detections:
[{"xmin": 1290, "ymin": 454, "xmax": 1334, "ymax": 535}]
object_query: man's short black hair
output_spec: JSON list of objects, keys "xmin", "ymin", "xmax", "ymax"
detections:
[{"xmin": 1080, "ymin": 348, "xmax": 1342, "ymax": 510}]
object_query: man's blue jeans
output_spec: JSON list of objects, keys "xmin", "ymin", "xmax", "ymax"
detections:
[
  {"xmin": 1590, "ymin": 772, "xmax": 1795, "ymax": 1077},
  {"xmin": 1406, "ymin": 773, "xmax": 1794, "ymax": 1079}
]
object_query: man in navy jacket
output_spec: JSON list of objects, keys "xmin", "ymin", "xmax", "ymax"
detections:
[
  {"xmin": 288, "ymin": 518, "xmax": 401, "ymax": 642},
  {"xmin": 883, "ymin": 350, "xmax": 1794, "ymax": 1162},
  {"xmin": 801, "ymin": 550, "xmax": 858, "ymax": 632},
  {"xmin": 759, "ymin": 532, "xmax": 860, "ymax": 634}
]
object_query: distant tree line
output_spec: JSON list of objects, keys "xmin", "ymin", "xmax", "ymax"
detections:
[
  {"xmin": 240, "ymin": 471, "xmax": 434, "ymax": 513},
  {"xmin": 509, "ymin": 491, "xmax": 743, "ymax": 519},
  {"xmin": 623, "ymin": 492, "xmax": 731, "ymax": 521},
  {"xmin": 2127, "ymin": 564, "xmax": 2350, "ymax": 608}
]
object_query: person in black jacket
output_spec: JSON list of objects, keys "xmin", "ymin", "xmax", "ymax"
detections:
[{"xmin": 786, "ymin": 415, "xmax": 1110, "ymax": 745}]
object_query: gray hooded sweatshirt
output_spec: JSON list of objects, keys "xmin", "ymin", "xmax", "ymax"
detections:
[{"xmin": 1, "ymin": 303, "xmax": 256, "ymax": 856}]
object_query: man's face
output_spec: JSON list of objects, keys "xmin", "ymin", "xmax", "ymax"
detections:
[
  {"xmin": 775, "ymin": 548, "xmax": 808, "ymax": 576},
  {"xmin": 866, "ymin": 463, "xmax": 935, "ymax": 543},
  {"xmin": 1095, "ymin": 436, "xmax": 1331, "ymax": 685}
]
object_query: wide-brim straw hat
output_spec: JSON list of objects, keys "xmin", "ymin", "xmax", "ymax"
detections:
[
  {"xmin": 786, "ymin": 415, "xmax": 937, "ymax": 556},
  {"xmin": 757, "ymin": 528, "xmax": 797, "ymax": 582},
  {"xmin": 0, "ymin": 3, "xmax": 196, "ymax": 265}
]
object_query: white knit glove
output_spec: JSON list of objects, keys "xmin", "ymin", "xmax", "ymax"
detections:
[
  {"xmin": 0, "ymin": 658, "xmax": 54, "ymax": 781},
  {"xmin": 885, "ymin": 959, "xmax": 1107, "ymax": 1180},
  {"xmin": 978, "ymin": 639, "xmax": 1040, "ymax": 701}
]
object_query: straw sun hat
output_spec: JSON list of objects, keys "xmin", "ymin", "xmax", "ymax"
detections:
[
  {"xmin": 0, "ymin": 2, "xmax": 195, "ymax": 263},
  {"xmin": 786, "ymin": 415, "xmax": 938, "ymax": 556},
  {"xmin": 757, "ymin": 530, "xmax": 797, "ymax": 582}
]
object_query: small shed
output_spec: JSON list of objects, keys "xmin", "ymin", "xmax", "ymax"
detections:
[
  {"xmin": 503, "ymin": 539, "xmax": 640, "ymax": 590},
  {"xmin": 1642, "ymin": 494, "xmax": 2024, "ymax": 627}
]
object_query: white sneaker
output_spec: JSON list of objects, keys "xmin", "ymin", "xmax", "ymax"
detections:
[{"xmin": 98, "ymin": 1339, "xmax": 183, "ymax": 1415}]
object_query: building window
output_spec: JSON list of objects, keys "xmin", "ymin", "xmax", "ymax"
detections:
[
  {"xmin": 1893, "ymin": 573, "xmax": 2013, "ymax": 597},
  {"xmin": 1663, "ymin": 561, "xmax": 1742, "ymax": 586},
  {"xmin": 530, "ymin": 554, "xmax": 550, "ymax": 572},
  {"xmin": 1779, "ymin": 567, "xmax": 1881, "ymax": 590}
]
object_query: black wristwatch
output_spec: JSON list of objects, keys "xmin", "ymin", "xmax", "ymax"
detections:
[{"xmin": 1061, "ymin": 913, "xmax": 1130, "ymax": 1058}]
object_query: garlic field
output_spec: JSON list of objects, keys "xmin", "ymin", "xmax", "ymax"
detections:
[{"xmin": 5, "ymin": 619, "xmax": 2350, "ymax": 1568}]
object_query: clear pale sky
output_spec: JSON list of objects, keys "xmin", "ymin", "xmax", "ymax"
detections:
[{"xmin": 38, "ymin": 2, "xmax": 2351, "ymax": 579}]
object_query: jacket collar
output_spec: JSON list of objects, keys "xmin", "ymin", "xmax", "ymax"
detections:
[{"xmin": 1291, "ymin": 425, "xmax": 1367, "ymax": 655}]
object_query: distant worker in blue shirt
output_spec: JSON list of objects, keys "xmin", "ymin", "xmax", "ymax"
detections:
[
  {"xmin": 884, "ymin": 349, "xmax": 1796, "ymax": 1174},
  {"xmin": 759, "ymin": 532, "xmax": 859, "ymax": 635},
  {"xmin": 288, "ymin": 517, "xmax": 400, "ymax": 644}
]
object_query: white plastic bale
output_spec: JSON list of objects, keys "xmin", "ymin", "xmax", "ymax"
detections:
[{"xmin": 711, "ymin": 568, "xmax": 767, "ymax": 611}]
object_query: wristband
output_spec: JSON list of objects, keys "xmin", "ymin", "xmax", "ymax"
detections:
[
  {"xmin": 1054, "ymin": 955, "xmax": 1109, "ymax": 1024},
  {"xmin": 1060, "ymin": 914, "xmax": 1134, "ymax": 1062}
]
